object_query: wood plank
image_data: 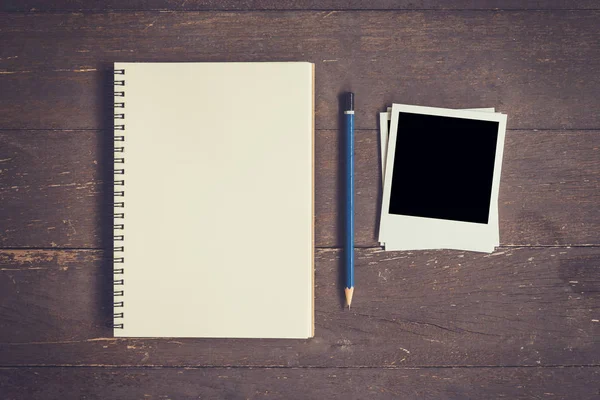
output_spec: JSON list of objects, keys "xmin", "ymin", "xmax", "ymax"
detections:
[
  {"xmin": 3, "ymin": 0, "xmax": 599, "ymax": 11},
  {"xmin": 1, "ymin": 247, "xmax": 598, "ymax": 367},
  {"xmin": 1, "ymin": 130, "xmax": 598, "ymax": 248},
  {"xmin": 0, "ymin": 130, "xmax": 111, "ymax": 248},
  {"xmin": 1, "ymin": 366, "xmax": 599, "ymax": 399},
  {"xmin": 0, "ymin": 11, "xmax": 599, "ymax": 130}
]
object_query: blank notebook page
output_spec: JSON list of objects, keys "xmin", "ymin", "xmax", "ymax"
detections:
[{"xmin": 115, "ymin": 62, "xmax": 314, "ymax": 338}]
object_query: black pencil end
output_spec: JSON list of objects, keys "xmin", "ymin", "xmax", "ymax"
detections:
[{"xmin": 345, "ymin": 92, "xmax": 354, "ymax": 112}]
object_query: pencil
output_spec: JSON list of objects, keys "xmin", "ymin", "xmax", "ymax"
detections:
[{"xmin": 344, "ymin": 92, "xmax": 355, "ymax": 308}]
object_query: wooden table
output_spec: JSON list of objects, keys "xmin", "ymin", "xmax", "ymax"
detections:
[{"xmin": 1, "ymin": 1, "xmax": 599, "ymax": 399}]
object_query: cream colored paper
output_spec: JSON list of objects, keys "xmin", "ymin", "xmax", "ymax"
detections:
[{"xmin": 115, "ymin": 62, "xmax": 314, "ymax": 338}]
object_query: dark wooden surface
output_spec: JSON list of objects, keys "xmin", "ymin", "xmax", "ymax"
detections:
[
  {"xmin": 1, "ymin": 247, "xmax": 599, "ymax": 367},
  {"xmin": 1, "ymin": 367, "xmax": 600, "ymax": 400},
  {"xmin": 3, "ymin": 0, "xmax": 600, "ymax": 11},
  {"xmin": 2, "ymin": 11, "xmax": 600, "ymax": 130},
  {"xmin": 1, "ymin": 3, "xmax": 599, "ymax": 399}
]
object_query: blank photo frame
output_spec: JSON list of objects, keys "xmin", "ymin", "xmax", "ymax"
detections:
[
  {"xmin": 379, "ymin": 107, "xmax": 500, "ymax": 251},
  {"xmin": 379, "ymin": 104, "xmax": 507, "ymax": 253}
]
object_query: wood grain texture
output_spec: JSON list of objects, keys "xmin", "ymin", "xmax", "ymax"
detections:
[
  {"xmin": 3, "ymin": 0, "xmax": 599, "ymax": 11},
  {"xmin": 0, "ymin": 11, "xmax": 599, "ymax": 130},
  {"xmin": 1, "ymin": 247, "xmax": 598, "ymax": 367},
  {"xmin": 0, "ymin": 130, "xmax": 111, "ymax": 249},
  {"xmin": 1, "ymin": 130, "xmax": 598, "ymax": 248},
  {"xmin": 1, "ymin": 367, "xmax": 600, "ymax": 400},
  {"xmin": 1, "ymin": 6, "xmax": 599, "ymax": 396}
]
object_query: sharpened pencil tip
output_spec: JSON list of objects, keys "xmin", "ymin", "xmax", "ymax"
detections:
[{"xmin": 345, "ymin": 287, "xmax": 354, "ymax": 309}]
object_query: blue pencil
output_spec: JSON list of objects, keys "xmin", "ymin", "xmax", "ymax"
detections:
[{"xmin": 344, "ymin": 92, "xmax": 355, "ymax": 308}]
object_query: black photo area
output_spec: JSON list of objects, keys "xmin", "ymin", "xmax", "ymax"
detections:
[{"xmin": 388, "ymin": 112, "xmax": 499, "ymax": 224}]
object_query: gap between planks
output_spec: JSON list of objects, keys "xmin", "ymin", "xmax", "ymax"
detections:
[
  {"xmin": 0, "ymin": 245, "xmax": 599, "ymax": 253},
  {"xmin": 0, "ymin": 364, "xmax": 599, "ymax": 370},
  {"xmin": 6, "ymin": 9, "xmax": 600, "ymax": 13},
  {"xmin": 0, "ymin": 128, "xmax": 599, "ymax": 132}
]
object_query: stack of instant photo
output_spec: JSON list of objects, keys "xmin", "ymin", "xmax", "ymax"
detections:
[{"xmin": 378, "ymin": 104, "xmax": 507, "ymax": 253}]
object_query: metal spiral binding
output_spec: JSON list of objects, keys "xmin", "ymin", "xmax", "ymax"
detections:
[{"xmin": 114, "ymin": 68, "xmax": 125, "ymax": 330}]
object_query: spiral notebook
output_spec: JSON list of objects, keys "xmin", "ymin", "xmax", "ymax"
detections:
[{"xmin": 113, "ymin": 62, "xmax": 315, "ymax": 338}]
